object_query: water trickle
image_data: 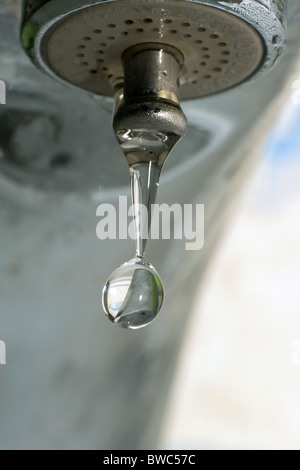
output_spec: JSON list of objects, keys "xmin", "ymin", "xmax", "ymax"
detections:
[{"xmin": 102, "ymin": 133, "xmax": 168, "ymax": 329}]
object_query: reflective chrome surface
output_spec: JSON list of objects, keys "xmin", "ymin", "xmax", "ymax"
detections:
[{"xmin": 21, "ymin": 0, "xmax": 284, "ymax": 98}]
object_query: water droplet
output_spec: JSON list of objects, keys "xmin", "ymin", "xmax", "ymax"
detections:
[
  {"xmin": 102, "ymin": 139, "xmax": 166, "ymax": 328},
  {"xmin": 102, "ymin": 160, "xmax": 164, "ymax": 329},
  {"xmin": 102, "ymin": 257, "xmax": 164, "ymax": 329}
]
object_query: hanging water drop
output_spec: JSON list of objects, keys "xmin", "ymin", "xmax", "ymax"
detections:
[
  {"xmin": 102, "ymin": 257, "xmax": 164, "ymax": 329},
  {"xmin": 102, "ymin": 43, "xmax": 187, "ymax": 329}
]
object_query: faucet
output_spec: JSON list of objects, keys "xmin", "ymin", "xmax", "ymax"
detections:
[{"xmin": 21, "ymin": 0, "xmax": 286, "ymax": 327}]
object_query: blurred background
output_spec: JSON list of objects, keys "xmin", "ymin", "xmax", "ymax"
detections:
[{"xmin": 162, "ymin": 87, "xmax": 300, "ymax": 450}]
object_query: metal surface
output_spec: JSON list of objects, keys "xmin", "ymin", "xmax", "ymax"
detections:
[
  {"xmin": 113, "ymin": 44, "xmax": 187, "ymax": 167},
  {"xmin": 20, "ymin": 0, "xmax": 283, "ymax": 100},
  {"xmin": 120, "ymin": 43, "xmax": 184, "ymax": 104}
]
